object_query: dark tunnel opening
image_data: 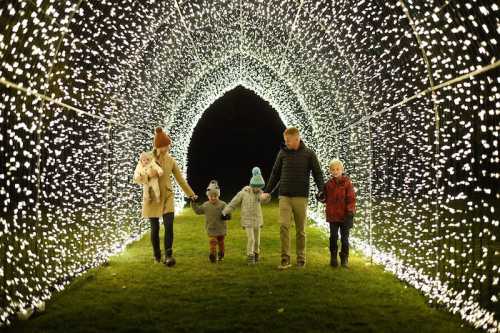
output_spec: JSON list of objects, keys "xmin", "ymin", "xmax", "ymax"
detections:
[{"xmin": 186, "ymin": 85, "xmax": 286, "ymax": 201}]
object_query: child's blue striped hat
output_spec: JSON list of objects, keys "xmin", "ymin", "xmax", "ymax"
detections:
[{"xmin": 250, "ymin": 167, "xmax": 265, "ymax": 188}]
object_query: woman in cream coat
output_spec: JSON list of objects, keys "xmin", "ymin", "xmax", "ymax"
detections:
[{"xmin": 134, "ymin": 127, "xmax": 197, "ymax": 266}]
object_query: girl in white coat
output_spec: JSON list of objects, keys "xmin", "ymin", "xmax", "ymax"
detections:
[{"xmin": 222, "ymin": 167, "xmax": 271, "ymax": 264}]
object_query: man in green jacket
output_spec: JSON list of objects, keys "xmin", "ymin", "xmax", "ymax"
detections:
[{"xmin": 262, "ymin": 127, "xmax": 325, "ymax": 269}]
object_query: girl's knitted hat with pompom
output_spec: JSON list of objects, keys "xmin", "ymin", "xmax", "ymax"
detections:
[
  {"xmin": 250, "ymin": 167, "xmax": 265, "ymax": 188},
  {"xmin": 154, "ymin": 127, "xmax": 171, "ymax": 148}
]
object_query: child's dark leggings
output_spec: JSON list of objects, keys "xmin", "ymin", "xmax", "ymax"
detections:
[
  {"xmin": 150, "ymin": 212, "xmax": 175, "ymax": 259},
  {"xmin": 329, "ymin": 222, "xmax": 350, "ymax": 257},
  {"xmin": 209, "ymin": 236, "xmax": 225, "ymax": 255}
]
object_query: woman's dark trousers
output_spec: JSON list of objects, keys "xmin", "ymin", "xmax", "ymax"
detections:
[{"xmin": 150, "ymin": 212, "xmax": 175, "ymax": 260}]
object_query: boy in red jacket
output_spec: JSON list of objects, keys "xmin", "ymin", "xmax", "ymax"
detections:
[{"xmin": 317, "ymin": 159, "xmax": 356, "ymax": 268}]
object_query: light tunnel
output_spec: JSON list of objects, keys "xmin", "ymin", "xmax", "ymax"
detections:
[{"xmin": 0, "ymin": 0, "xmax": 499, "ymax": 331}]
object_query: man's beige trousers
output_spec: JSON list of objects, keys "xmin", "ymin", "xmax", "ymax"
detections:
[{"xmin": 279, "ymin": 196, "xmax": 308, "ymax": 262}]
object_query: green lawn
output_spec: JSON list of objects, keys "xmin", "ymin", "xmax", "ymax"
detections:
[{"xmin": 8, "ymin": 203, "xmax": 478, "ymax": 333}]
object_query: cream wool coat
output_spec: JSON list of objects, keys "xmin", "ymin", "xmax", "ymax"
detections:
[{"xmin": 134, "ymin": 150, "xmax": 194, "ymax": 218}]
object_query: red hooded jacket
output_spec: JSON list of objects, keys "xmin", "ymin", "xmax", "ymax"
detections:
[{"xmin": 324, "ymin": 175, "xmax": 356, "ymax": 223}]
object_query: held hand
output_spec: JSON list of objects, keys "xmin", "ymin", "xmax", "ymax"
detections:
[
  {"xmin": 261, "ymin": 193, "xmax": 271, "ymax": 201},
  {"xmin": 315, "ymin": 191, "xmax": 326, "ymax": 203}
]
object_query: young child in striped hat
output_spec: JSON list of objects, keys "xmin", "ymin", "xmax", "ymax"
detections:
[
  {"xmin": 222, "ymin": 167, "xmax": 271, "ymax": 265},
  {"xmin": 191, "ymin": 180, "xmax": 229, "ymax": 263}
]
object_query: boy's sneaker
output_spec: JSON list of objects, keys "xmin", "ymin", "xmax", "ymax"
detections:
[
  {"xmin": 254, "ymin": 252, "xmax": 259, "ymax": 262},
  {"xmin": 297, "ymin": 261, "xmax": 306, "ymax": 268},
  {"xmin": 247, "ymin": 254, "xmax": 256, "ymax": 265},
  {"xmin": 277, "ymin": 258, "xmax": 291, "ymax": 270},
  {"xmin": 209, "ymin": 254, "xmax": 217, "ymax": 263},
  {"xmin": 218, "ymin": 251, "xmax": 224, "ymax": 262}
]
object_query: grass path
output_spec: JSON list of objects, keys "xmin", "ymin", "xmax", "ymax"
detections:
[{"xmin": 9, "ymin": 204, "xmax": 477, "ymax": 333}]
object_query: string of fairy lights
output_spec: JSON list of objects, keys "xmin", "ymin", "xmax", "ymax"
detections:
[{"xmin": 0, "ymin": 0, "xmax": 498, "ymax": 331}]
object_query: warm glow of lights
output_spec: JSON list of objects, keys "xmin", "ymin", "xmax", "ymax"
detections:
[{"xmin": 0, "ymin": 0, "xmax": 498, "ymax": 331}]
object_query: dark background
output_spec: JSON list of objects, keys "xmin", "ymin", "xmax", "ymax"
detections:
[{"xmin": 186, "ymin": 85, "xmax": 286, "ymax": 201}]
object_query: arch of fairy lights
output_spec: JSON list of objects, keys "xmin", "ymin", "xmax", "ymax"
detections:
[{"xmin": 0, "ymin": 0, "xmax": 498, "ymax": 331}]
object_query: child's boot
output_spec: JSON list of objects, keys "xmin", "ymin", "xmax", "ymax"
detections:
[
  {"xmin": 340, "ymin": 253, "xmax": 348, "ymax": 268},
  {"xmin": 218, "ymin": 251, "xmax": 224, "ymax": 262},
  {"xmin": 278, "ymin": 257, "xmax": 292, "ymax": 270},
  {"xmin": 330, "ymin": 252, "xmax": 338, "ymax": 267},
  {"xmin": 247, "ymin": 254, "xmax": 256, "ymax": 265},
  {"xmin": 254, "ymin": 252, "xmax": 259, "ymax": 263},
  {"xmin": 209, "ymin": 253, "xmax": 216, "ymax": 263}
]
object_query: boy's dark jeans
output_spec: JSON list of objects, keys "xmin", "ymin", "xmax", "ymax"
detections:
[
  {"xmin": 329, "ymin": 222, "xmax": 350, "ymax": 258},
  {"xmin": 150, "ymin": 213, "xmax": 175, "ymax": 259}
]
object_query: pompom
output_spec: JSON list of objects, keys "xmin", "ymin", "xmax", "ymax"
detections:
[
  {"xmin": 252, "ymin": 167, "xmax": 261, "ymax": 176},
  {"xmin": 154, "ymin": 127, "xmax": 171, "ymax": 148}
]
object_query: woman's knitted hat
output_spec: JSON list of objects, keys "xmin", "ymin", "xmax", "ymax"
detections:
[
  {"xmin": 250, "ymin": 167, "xmax": 265, "ymax": 188},
  {"xmin": 206, "ymin": 180, "xmax": 220, "ymax": 197},
  {"xmin": 154, "ymin": 127, "xmax": 171, "ymax": 148}
]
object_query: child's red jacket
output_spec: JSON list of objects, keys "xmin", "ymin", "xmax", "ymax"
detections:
[{"xmin": 324, "ymin": 175, "xmax": 356, "ymax": 223}]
